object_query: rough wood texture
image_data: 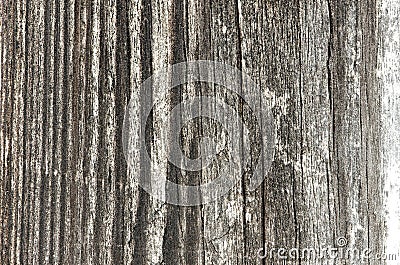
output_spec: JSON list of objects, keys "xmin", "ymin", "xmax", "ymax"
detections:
[{"xmin": 1, "ymin": 0, "xmax": 398, "ymax": 264}]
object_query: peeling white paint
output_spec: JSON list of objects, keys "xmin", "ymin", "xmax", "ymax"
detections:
[{"xmin": 378, "ymin": 0, "xmax": 400, "ymax": 262}]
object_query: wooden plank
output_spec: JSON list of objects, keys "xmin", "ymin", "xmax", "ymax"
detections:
[{"xmin": 0, "ymin": 0, "xmax": 396, "ymax": 264}]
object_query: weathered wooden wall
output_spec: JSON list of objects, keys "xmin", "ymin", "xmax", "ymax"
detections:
[{"xmin": 0, "ymin": 0, "xmax": 399, "ymax": 264}]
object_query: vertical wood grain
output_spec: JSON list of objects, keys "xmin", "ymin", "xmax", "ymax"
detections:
[{"xmin": 0, "ymin": 0, "xmax": 397, "ymax": 264}]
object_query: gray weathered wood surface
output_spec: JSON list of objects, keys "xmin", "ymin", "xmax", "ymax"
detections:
[{"xmin": 1, "ymin": 0, "xmax": 399, "ymax": 264}]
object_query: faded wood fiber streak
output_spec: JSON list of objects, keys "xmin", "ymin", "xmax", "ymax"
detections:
[{"xmin": 0, "ymin": 0, "xmax": 399, "ymax": 264}]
